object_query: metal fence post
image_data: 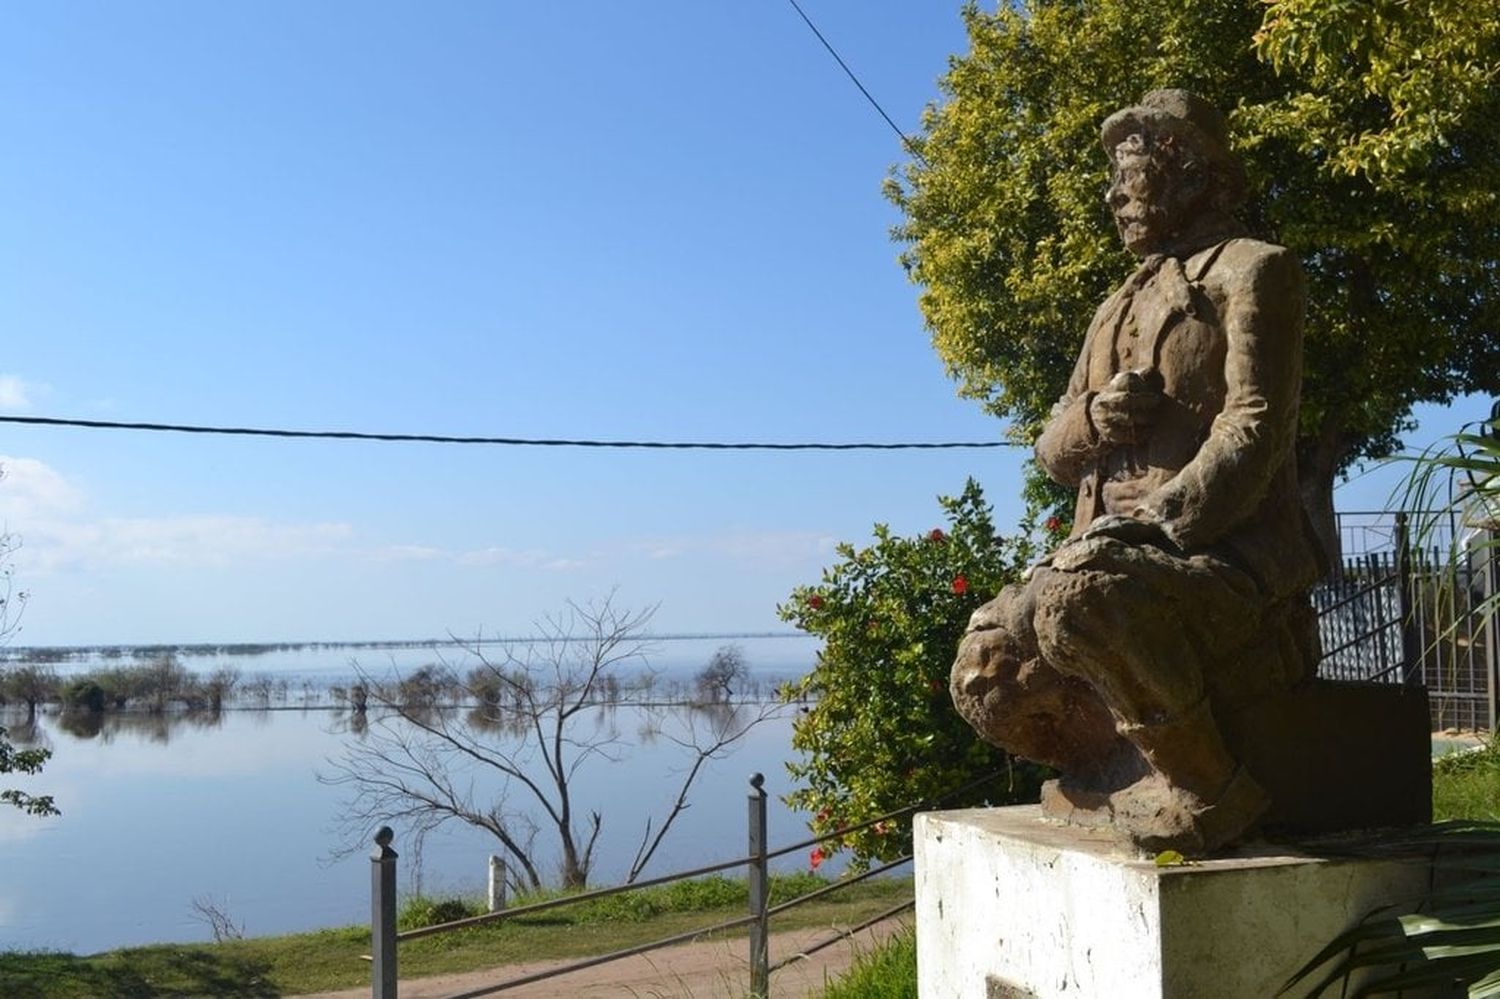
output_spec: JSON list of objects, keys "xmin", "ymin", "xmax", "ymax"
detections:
[
  {"xmin": 1486, "ymin": 528, "xmax": 1499, "ymax": 733},
  {"xmin": 371, "ymin": 826, "xmax": 398, "ymax": 999},
  {"xmin": 488, "ymin": 855, "xmax": 507, "ymax": 913},
  {"xmin": 1394, "ymin": 512, "xmax": 1422, "ymax": 685},
  {"xmin": 747, "ymin": 773, "xmax": 769, "ymax": 998}
]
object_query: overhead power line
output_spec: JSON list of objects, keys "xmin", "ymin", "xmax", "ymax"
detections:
[
  {"xmin": 782, "ymin": 0, "xmax": 925, "ymax": 162},
  {"xmin": 0, "ymin": 415, "xmax": 1018, "ymax": 451}
]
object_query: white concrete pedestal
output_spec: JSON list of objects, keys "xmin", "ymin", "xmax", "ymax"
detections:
[{"xmin": 915, "ymin": 805, "xmax": 1432, "ymax": 998}]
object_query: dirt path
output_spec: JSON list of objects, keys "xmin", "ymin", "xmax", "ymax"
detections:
[{"xmin": 296, "ymin": 916, "xmax": 907, "ymax": 999}]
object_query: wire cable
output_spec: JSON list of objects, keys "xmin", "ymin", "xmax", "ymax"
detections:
[
  {"xmin": 0, "ymin": 414, "xmax": 1018, "ymax": 450},
  {"xmin": 781, "ymin": 0, "xmax": 925, "ymax": 163}
]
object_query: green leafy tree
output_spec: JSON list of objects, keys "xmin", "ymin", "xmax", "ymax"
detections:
[
  {"xmin": 778, "ymin": 480, "xmax": 1054, "ymax": 866},
  {"xmin": 2, "ymin": 663, "xmax": 58, "ymax": 715},
  {"xmin": 0, "ymin": 523, "xmax": 49, "ymax": 816},
  {"xmin": 888, "ymin": 0, "xmax": 1500, "ymax": 555},
  {"xmin": 0, "ymin": 727, "xmax": 56, "ymax": 817}
]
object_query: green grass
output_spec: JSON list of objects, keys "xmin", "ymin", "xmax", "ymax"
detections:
[
  {"xmin": 0, "ymin": 873, "xmax": 910, "ymax": 997},
  {"xmin": 1432, "ymin": 737, "xmax": 1500, "ymax": 821},
  {"xmin": 819, "ymin": 926, "xmax": 916, "ymax": 999}
]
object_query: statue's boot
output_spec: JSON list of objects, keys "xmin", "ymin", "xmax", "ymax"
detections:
[{"xmin": 1109, "ymin": 699, "xmax": 1270, "ymax": 855}]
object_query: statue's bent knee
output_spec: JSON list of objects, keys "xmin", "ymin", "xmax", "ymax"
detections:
[{"xmin": 953, "ymin": 581, "xmax": 1123, "ymax": 775}]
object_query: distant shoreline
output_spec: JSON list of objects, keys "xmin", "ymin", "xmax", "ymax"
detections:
[{"xmin": 0, "ymin": 631, "xmax": 811, "ymax": 661}]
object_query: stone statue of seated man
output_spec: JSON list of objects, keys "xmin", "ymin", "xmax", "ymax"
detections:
[{"xmin": 950, "ymin": 90, "xmax": 1327, "ymax": 854}]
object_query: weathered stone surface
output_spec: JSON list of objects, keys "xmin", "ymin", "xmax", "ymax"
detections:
[
  {"xmin": 951, "ymin": 90, "xmax": 1425, "ymax": 854},
  {"xmin": 915, "ymin": 806, "xmax": 1438, "ymax": 999}
]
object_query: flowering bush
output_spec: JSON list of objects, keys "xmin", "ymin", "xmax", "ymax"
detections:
[{"xmin": 779, "ymin": 479, "xmax": 1047, "ymax": 867}]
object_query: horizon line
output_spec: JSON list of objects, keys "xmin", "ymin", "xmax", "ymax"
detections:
[{"xmin": 0, "ymin": 631, "xmax": 811, "ymax": 655}]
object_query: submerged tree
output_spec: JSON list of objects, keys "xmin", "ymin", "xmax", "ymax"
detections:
[
  {"xmin": 889, "ymin": 0, "xmax": 1500, "ymax": 556},
  {"xmin": 323, "ymin": 596, "xmax": 775, "ymax": 890},
  {"xmin": 694, "ymin": 644, "xmax": 748, "ymax": 705}
]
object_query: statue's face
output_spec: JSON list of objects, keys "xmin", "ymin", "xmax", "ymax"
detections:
[{"xmin": 1106, "ymin": 132, "xmax": 1185, "ymax": 257}]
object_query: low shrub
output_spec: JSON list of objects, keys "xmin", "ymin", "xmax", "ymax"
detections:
[{"xmin": 397, "ymin": 895, "xmax": 486, "ymax": 931}]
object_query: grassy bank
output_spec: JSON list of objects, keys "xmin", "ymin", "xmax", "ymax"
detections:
[{"xmin": 0, "ymin": 873, "xmax": 910, "ymax": 997}]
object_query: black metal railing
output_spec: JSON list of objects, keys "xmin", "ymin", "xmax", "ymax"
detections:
[{"xmin": 1313, "ymin": 510, "xmax": 1498, "ymax": 731}]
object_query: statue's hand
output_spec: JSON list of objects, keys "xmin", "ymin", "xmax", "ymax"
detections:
[{"xmin": 1090, "ymin": 370, "xmax": 1162, "ymax": 445}]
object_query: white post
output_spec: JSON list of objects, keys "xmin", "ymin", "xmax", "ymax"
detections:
[{"xmin": 488, "ymin": 855, "xmax": 507, "ymax": 912}]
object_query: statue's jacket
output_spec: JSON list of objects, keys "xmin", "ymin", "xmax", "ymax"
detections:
[{"xmin": 1035, "ymin": 236, "xmax": 1323, "ymax": 600}]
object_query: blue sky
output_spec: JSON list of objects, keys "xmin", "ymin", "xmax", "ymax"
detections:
[{"xmin": 0, "ymin": 2, "xmax": 1490, "ymax": 645}]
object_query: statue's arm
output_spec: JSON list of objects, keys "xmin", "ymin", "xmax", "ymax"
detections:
[
  {"xmin": 1137, "ymin": 245, "xmax": 1306, "ymax": 548},
  {"xmin": 1034, "ymin": 316, "xmax": 1107, "ymax": 487}
]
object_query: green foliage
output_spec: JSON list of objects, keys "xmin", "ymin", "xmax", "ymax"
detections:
[
  {"xmin": 779, "ymin": 480, "xmax": 1045, "ymax": 866},
  {"xmin": 0, "ymin": 724, "xmax": 57, "ymax": 817},
  {"xmin": 1394, "ymin": 410, "xmax": 1498, "ymax": 626},
  {"xmin": 18, "ymin": 661, "xmax": 250, "ymax": 716},
  {"xmin": 820, "ymin": 927, "xmax": 917, "ymax": 999},
  {"xmin": 889, "ymin": 0, "xmax": 1500, "ymax": 492},
  {"xmin": 1434, "ymin": 740, "xmax": 1500, "ymax": 823},
  {"xmin": 397, "ymin": 895, "xmax": 487, "ymax": 931},
  {"xmin": 2, "ymin": 664, "xmax": 59, "ymax": 712},
  {"xmin": 1280, "ymin": 821, "xmax": 1500, "ymax": 997},
  {"xmin": 61, "ymin": 678, "xmax": 106, "ymax": 714}
]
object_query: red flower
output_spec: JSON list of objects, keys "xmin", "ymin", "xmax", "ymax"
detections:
[
  {"xmin": 807, "ymin": 594, "xmax": 824, "ymax": 610},
  {"xmin": 1045, "ymin": 515, "xmax": 1063, "ymax": 532},
  {"xmin": 809, "ymin": 846, "xmax": 826, "ymax": 870},
  {"xmin": 928, "ymin": 528, "xmax": 946, "ymax": 542},
  {"xmin": 951, "ymin": 575, "xmax": 969, "ymax": 595}
]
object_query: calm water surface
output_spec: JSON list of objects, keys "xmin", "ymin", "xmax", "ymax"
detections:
[{"xmin": 0, "ymin": 637, "xmax": 822, "ymax": 954}]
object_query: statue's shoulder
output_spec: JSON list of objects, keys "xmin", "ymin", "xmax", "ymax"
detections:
[{"xmin": 1193, "ymin": 237, "xmax": 1303, "ymax": 294}]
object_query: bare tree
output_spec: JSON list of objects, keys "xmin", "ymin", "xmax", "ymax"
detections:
[
  {"xmin": 322, "ymin": 596, "xmax": 775, "ymax": 890},
  {"xmin": 189, "ymin": 894, "xmax": 245, "ymax": 942},
  {"xmin": 693, "ymin": 644, "xmax": 748, "ymax": 705}
]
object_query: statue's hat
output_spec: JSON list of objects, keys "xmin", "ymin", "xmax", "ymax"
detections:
[{"xmin": 1101, "ymin": 89, "xmax": 1243, "ymax": 190}]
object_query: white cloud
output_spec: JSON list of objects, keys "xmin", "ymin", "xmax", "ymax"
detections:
[
  {"xmin": 0, "ymin": 456, "xmax": 360, "ymax": 572},
  {"xmin": 23, "ymin": 516, "xmax": 354, "ymax": 572},
  {"xmin": 370, "ymin": 544, "xmax": 445, "ymax": 562},
  {"xmin": 455, "ymin": 546, "xmax": 589, "ymax": 571},
  {"xmin": 0, "ymin": 375, "xmax": 42, "ymax": 412},
  {"xmin": 0, "ymin": 456, "xmax": 84, "ymax": 520}
]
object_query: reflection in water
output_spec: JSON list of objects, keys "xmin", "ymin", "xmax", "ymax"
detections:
[
  {"xmin": 4, "ymin": 703, "xmax": 804, "ymax": 954},
  {"xmin": 327, "ymin": 709, "xmax": 368, "ymax": 738},
  {"xmin": 0, "ymin": 712, "xmax": 48, "ymax": 751},
  {"xmin": 52, "ymin": 708, "xmax": 226, "ymax": 745}
]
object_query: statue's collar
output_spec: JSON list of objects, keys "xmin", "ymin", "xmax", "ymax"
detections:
[{"xmin": 1130, "ymin": 215, "xmax": 1248, "ymax": 264}]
